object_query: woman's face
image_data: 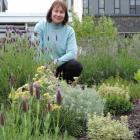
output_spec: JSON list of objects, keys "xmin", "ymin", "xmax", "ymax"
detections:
[{"xmin": 51, "ymin": 5, "xmax": 65, "ymax": 24}]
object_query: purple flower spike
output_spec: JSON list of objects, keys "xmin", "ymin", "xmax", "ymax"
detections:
[
  {"xmin": 35, "ymin": 85, "xmax": 40, "ymax": 99},
  {"xmin": 20, "ymin": 99, "xmax": 29, "ymax": 112},
  {"xmin": 56, "ymin": 89, "xmax": 62, "ymax": 105},
  {"xmin": 9, "ymin": 74, "xmax": 16, "ymax": 87},
  {"xmin": 19, "ymin": 31, "xmax": 23, "ymax": 37},
  {"xmin": 48, "ymin": 102, "xmax": 51, "ymax": 111},
  {"xmin": 13, "ymin": 26, "xmax": 15, "ymax": 31},
  {"xmin": 0, "ymin": 112, "xmax": 5, "ymax": 126},
  {"xmin": 6, "ymin": 25, "xmax": 9, "ymax": 31},
  {"xmin": 29, "ymin": 83, "xmax": 33, "ymax": 96}
]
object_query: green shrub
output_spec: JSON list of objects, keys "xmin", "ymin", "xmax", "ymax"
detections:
[
  {"xmin": 50, "ymin": 108, "xmax": 85, "ymax": 137},
  {"xmin": 98, "ymin": 83, "xmax": 130, "ymax": 100},
  {"xmin": 129, "ymin": 83, "xmax": 140, "ymax": 101},
  {"xmin": 103, "ymin": 76, "xmax": 140, "ymax": 101},
  {"xmin": 98, "ymin": 83, "xmax": 133, "ymax": 115},
  {"xmin": 134, "ymin": 69, "xmax": 140, "ymax": 82},
  {"xmin": 95, "ymin": 16, "xmax": 117, "ymax": 38},
  {"xmin": 104, "ymin": 95, "xmax": 132, "ymax": 115},
  {"xmin": 103, "ymin": 75, "xmax": 130, "ymax": 87},
  {"xmin": 115, "ymin": 51, "xmax": 140, "ymax": 81},
  {"xmin": 87, "ymin": 113, "xmax": 134, "ymax": 140},
  {"xmin": 72, "ymin": 15, "xmax": 95, "ymax": 44}
]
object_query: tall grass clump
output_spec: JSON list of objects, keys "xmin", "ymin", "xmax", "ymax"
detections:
[
  {"xmin": 79, "ymin": 47, "xmax": 117, "ymax": 86},
  {"xmin": 78, "ymin": 36, "xmax": 140, "ymax": 86}
]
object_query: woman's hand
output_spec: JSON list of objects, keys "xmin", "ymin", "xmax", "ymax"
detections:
[{"xmin": 53, "ymin": 59, "xmax": 58, "ymax": 65}]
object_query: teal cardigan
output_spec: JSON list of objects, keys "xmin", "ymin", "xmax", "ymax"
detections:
[{"xmin": 34, "ymin": 20, "xmax": 78, "ymax": 66}]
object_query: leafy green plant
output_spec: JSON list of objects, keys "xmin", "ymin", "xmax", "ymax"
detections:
[
  {"xmin": 72, "ymin": 15, "xmax": 117, "ymax": 47},
  {"xmin": 98, "ymin": 83, "xmax": 130, "ymax": 100},
  {"xmin": 72, "ymin": 15, "xmax": 95, "ymax": 45},
  {"xmin": 103, "ymin": 75, "xmax": 140, "ymax": 101},
  {"xmin": 98, "ymin": 83, "xmax": 133, "ymax": 115},
  {"xmin": 95, "ymin": 16, "xmax": 117, "ymax": 38},
  {"xmin": 103, "ymin": 75, "xmax": 130, "ymax": 87},
  {"xmin": 104, "ymin": 95, "xmax": 132, "ymax": 115},
  {"xmin": 72, "ymin": 15, "xmax": 140, "ymax": 86},
  {"xmin": 134, "ymin": 69, "xmax": 140, "ymax": 82},
  {"xmin": 49, "ymin": 108, "xmax": 85, "ymax": 138},
  {"xmin": 129, "ymin": 83, "xmax": 140, "ymax": 101},
  {"xmin": 115, "ymin": 51, "xmax": 140, "ymax": 81},
  {"xmin": 87, "ymin": 113, "xmax": 134, "ymax": 140}
]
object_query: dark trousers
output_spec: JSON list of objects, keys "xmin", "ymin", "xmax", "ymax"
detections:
[{"xmin": 55, "ymin": 59, "xmax": 83, "ymax": 83}]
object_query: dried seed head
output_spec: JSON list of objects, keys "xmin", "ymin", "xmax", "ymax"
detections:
[
  {"xmin": 56, "ymin": 89, "xmax": 62, "ymax": 105},
  {"xmin": 9, "ymin": 73, "xmax": 16, "ymax": 87},
  {"xmin": 20, "ymin": 99, "xmax": 29, "ymax": 112},
  {"xmin": 35, "ymin": 85, "xmax": 40, "ymax": 99},
  {"xmin": 29, "ymin": 83, "xmax": 33, "ymax": 96},
  {"xmin": 48, "ymin": 102, "xmax": 51, "ymax": 112},
  {"xmin": 0, "ymin": 112, "xmax": 5, "ymax": 126}
]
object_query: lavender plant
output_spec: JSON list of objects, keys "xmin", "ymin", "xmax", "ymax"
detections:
[
  {"xmin": 0, "ymin": 97, "xmax": 76, "ymax": 140},
  {"xmin": 0, "ymin": 26, "xmax": 50, "ymax": 104}
]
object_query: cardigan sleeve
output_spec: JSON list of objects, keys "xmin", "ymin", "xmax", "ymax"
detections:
[
  {"xmin": 58, "ymin": 27, "xmax": 78, "ymax": 66},
  {"xmin": 34, "ymin": 20, "xmax": 45, "ymax": 48}
]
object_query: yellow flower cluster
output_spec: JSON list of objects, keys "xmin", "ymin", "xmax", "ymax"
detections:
[
  {"xmin": 51, "ymin": 104, "xmax": 61, "ymax": 111},
  {"xmin": 8, "ymin": 65, "xmax": 62, "ymax": 113},
  {"xmin": 134, "ymin": 69, "xmax": 140, "ymax": 82},
  {"xmin": 37, "ymin": 66, "xmax": 46, "ymax": 73},
  {"xmin": 43, "ymin": 92, "xmax": 52, "ymax": 100},
  {"xmin": 9, "ymin": 90, "xmax": 30, "ymax": 100}
]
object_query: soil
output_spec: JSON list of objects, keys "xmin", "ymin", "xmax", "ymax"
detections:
[{"xmin": 128, "ymin": 99, "xmax": 140, "ymax": 140}]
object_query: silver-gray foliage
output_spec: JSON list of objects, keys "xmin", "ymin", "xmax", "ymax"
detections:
[{"xmin": 60, "ymin": 82, "xmax": 105, "ymax": 117}]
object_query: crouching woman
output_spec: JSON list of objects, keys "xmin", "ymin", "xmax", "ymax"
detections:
[{"xmin": 34, "ymin": 0, "xmax": 83, "ymax": 83}]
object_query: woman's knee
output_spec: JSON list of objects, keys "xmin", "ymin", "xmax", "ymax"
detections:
[{"xmin": 64, "ymin": 59, "xmax": 83, "ymax": 76}]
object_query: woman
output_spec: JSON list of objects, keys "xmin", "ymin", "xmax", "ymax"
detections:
[{"xmin": 34, "ymin": 0, "xmax": 83, "ymax": 83}]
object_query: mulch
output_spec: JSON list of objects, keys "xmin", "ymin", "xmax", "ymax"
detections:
[{"xmin": 128, "ymin": 99, "xmax": 140, "ymax": 140}]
